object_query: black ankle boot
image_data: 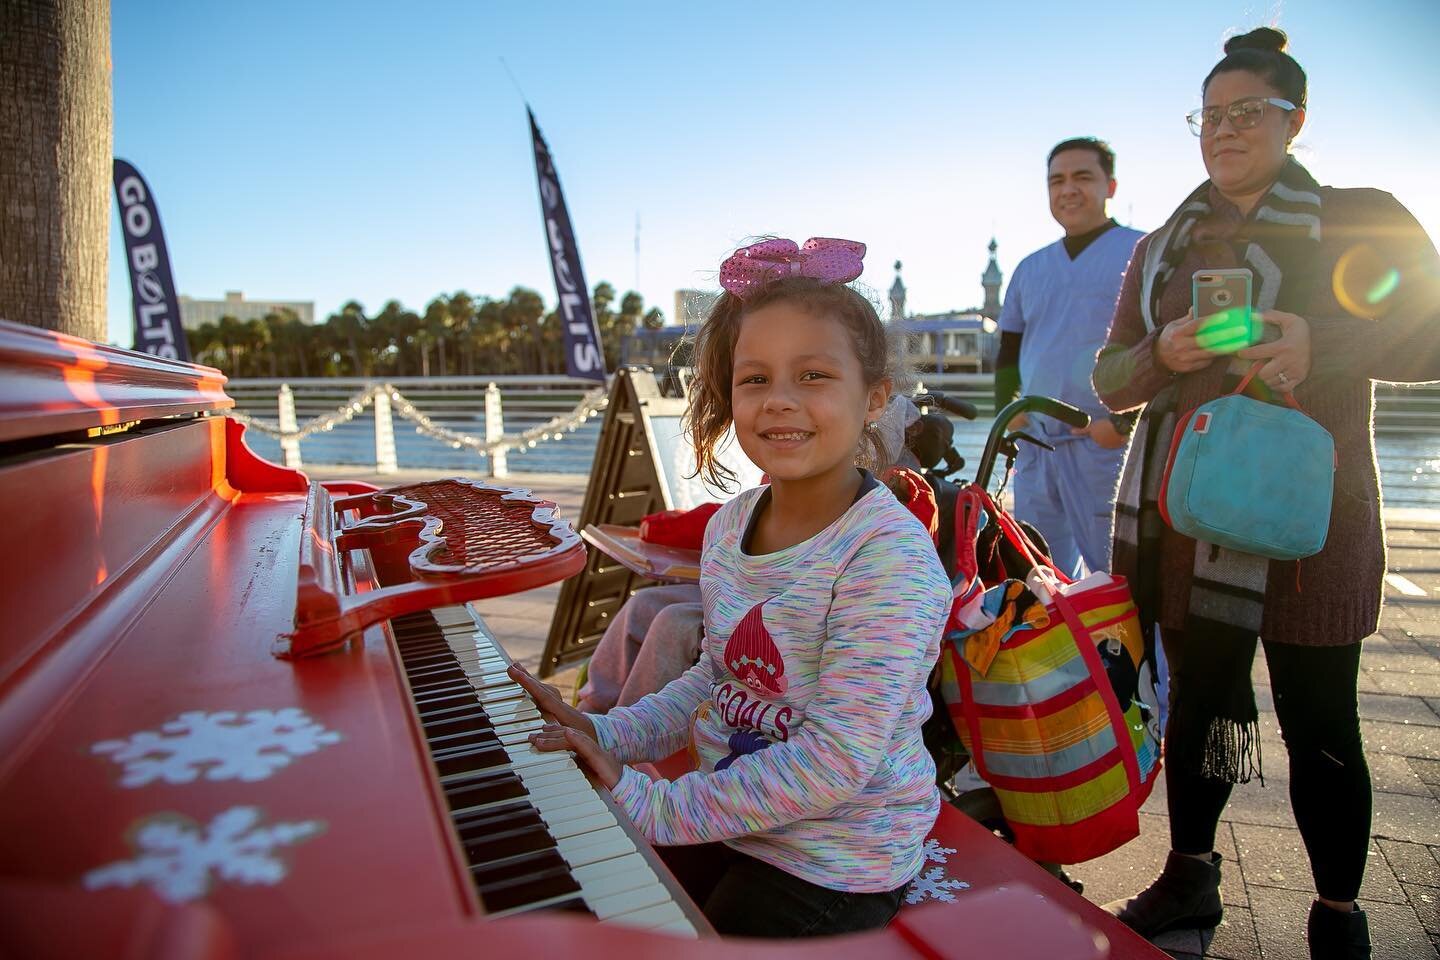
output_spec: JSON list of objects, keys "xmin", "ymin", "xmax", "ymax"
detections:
[
  {"xmin": 1307, "ymin": 900, "xmax": 1371, "ymax": 959},
  {"xmin": 1103, "ymin": 852, "xmax": 1223, "ymax": 939}
]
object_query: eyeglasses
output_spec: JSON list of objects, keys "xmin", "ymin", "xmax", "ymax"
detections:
[{"xmin": 1186, "ymin": 97, "xmax": 1296, "ymax": 136}]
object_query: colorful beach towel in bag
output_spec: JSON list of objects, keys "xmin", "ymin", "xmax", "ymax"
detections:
[{"xmin": 939, "ymin": 487, "xmax": 1161, "ymax": 865}]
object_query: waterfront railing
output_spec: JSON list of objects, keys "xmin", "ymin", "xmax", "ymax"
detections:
[{"xmin": 225, "ymin": 374, "xmax": 1440, "ymax": 508}]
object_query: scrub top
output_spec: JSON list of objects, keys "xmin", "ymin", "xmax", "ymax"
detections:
[{"xmin": 998, "ymin": 225, "xmax": 1144, "ymax": 440}]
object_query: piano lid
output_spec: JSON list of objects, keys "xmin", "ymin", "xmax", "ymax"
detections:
[{"xmin": 0, "ymin": 318, "xmax": 231, "ymax": 444}]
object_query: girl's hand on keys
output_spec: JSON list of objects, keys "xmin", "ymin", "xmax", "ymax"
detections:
[
  {"xmin": 528, "ymin": 723, "xmax": 621, "ymax": 790},
  {"xmin": 507, "ymin": 662, "xmax": 596, "ymax": 739}
]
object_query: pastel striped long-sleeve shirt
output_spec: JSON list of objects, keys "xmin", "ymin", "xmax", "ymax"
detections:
[{"xmin": 589, "ymin": 479, "xmax": 952, "ymax": 892}]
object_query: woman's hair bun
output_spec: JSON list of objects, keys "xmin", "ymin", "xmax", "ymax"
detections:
[{"xmin": 1224, "ymin": 26, "xmax": 1288, "ymax": 55}]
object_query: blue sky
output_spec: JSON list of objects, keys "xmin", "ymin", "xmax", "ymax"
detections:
[{"xmin": 107, "ymin": 0, "xmax": 1440, "ymax": 348}]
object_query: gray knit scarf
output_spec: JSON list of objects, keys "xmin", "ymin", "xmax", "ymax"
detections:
[{"xmin": 1113, "ymin": 158, "xmax": 1323, "ymax": 784}]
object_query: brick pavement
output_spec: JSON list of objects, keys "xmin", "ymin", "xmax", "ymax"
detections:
[
  {"xmin": 1068, "ymin": 510, "xmax": 1440, "ymax": 960},
  {"xmin": 321, "ymin": 466, "xmax": 1440, "ymax": 958}
]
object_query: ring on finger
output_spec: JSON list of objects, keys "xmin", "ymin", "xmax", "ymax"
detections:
[{"xmin": 1276, "ymin": 371, "xmax": 1291, "ymax": 386}]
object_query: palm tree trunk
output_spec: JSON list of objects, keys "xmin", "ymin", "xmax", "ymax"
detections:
[{"xmin": 0, "ymin": 0, "xmax": 112, "ymax": 341}]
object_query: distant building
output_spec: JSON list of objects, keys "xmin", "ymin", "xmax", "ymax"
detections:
[
  {"xmin": 617, "ymin": 289, "xmax": 716, "ymax": 370},
  {"xmin": 178, "ymin": 291, "xmax": 315, "ymax": 330},
  {"xmin": 887, "ymin": 241, "xmax": 1003, "ymax": 373},
  {"xmin": 894, "ymin": 312, "xmax": 998, "ymax": 374},
  {"xmin": 673, "ymin": 289, "xmax": 720, "ymax": 328}
]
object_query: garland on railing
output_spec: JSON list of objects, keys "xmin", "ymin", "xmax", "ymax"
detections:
[
  {"xmin": 225, "ymin": 383, "xmax": 607, "ymax": 456},
  {"xmin": 386, "ymin": 386, "xmax": 606, "ymax": 454},
  {"xmin": 226, "ymin": 386, "xmax": 375, "ymax": 440}
]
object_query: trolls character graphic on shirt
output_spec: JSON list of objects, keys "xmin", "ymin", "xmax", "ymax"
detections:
[
  {"xmin": 712, "ymin": 600, "xmax": 790, "ymax": 769},
  {"xmin": 725, "ymin": 601, "xmax": 788, "ymax": 695}
]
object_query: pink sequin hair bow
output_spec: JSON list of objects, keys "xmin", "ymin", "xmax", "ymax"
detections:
[{"xmin": 719, "ymin": 237, "xmax": 866, "ymax": 299}]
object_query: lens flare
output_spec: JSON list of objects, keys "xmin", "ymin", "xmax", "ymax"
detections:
[
  {"xmin": 1366, "ymin": 269, "xmax": 1401, "ymax": 306},
  {"xmin": 1334, "ymin": 244, "xmax": 1400, "ymax": 318}
]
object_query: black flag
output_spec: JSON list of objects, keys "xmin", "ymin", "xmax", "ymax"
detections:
[
  {"xmin": 528, "ymin": 109, "xmax": 605, "ymax": 380},
  {"xmin": 113, "ymin": 159, "xmax": 190, "ymax": 362}
]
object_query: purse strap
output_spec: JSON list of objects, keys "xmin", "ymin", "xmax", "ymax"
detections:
[{"xmin": 1232, "ymin": 360, "xmax": 1308, "ymax": 414}]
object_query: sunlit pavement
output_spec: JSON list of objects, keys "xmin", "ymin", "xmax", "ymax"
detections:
[{"xmin": 323, "ymin": 465, "xmax": 1440, "ymax": 959}]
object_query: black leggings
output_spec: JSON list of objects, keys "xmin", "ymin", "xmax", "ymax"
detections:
[
  {"xmin": 656, "ymin": 841, "xmax": 907, "ymax": 937},
  {"xmin": 1164, "ymin": 635, "xmax": 1371, "ymax": 902}
]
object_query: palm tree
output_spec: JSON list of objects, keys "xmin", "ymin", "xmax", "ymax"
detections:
[
  {"xmin": 242, "ymin": 317, "xmax": 270, "ymax": 376},
  {"xmin": 504, "ymin": 287, "xmax": 546, "ymax": 373},
  {"xmin": 422, "ymin": 297, "xmax": 450, "ymax": 376},
  {"xmin": 328, "ymin": 301, "xmax": 369, "ymax": 375},
  {"xmin": 186, "ymin": 322, "xmax": 221, "ymax": 369},
  {"xmin": 447, "ymin": 291, "xmax": 477, "ymax": 376},
  {"xmin": 216, "ymin": 315, "xmax": 244, "ymax": 373}
]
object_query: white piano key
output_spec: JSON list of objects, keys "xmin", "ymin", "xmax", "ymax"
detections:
[
  {"xmin": 531, "ymin": 791, "xmax": 608, "ymax": 821},
  {"xmin": 569, "ymin": 852, "xmax": 652, "ymax": 889},
  {"xmin": 606, "ymin": 901, "xmax": 694, "ymax": 932},
  {"xmin": 544, "ymin": 810, "xmax": 621, "ymax": 841},
  {"xmin": 555, "ymin": 826, "xmax": 637, "ymax": 867},
  {"xmin": 587, "ymin": 882, "xmax": 675, "ymax": 920}
]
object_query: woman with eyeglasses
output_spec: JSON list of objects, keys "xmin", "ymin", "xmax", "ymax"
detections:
[{"xmin": 1092, "ymin": 26, "xmax": 1439, "ymax": 959}]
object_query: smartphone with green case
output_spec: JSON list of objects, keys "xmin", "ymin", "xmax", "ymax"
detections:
[{"xmin": 1192, "ymin": 268, "xmax": 1258, "ymax": 353}]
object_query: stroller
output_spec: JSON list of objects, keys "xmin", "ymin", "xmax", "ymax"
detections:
[{"xmin": 906, "ymin": 391, "xmax": 1120, "ymax": 890}]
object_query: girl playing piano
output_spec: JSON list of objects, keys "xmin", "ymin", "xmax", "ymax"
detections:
[{"xmin": 510, "ymin": 238, "xmax": 952, "ymax": 937}]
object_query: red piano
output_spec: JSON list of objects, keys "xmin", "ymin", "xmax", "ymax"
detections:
[{"xmin": 0, "ymin": 320, "xmax": 1163, "ymax": 959}]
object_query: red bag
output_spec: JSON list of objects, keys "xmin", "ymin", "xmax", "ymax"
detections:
[{"xmin": 638, "ymin": 502, "xmax": 722, "ymax": 550}]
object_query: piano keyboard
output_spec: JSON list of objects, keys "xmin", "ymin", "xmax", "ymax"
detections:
[{"xmin": 391, "ymin": 603, "xmax": 699, "ymax": 937}]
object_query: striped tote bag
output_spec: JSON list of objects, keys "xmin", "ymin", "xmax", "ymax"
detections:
[{"xmin": 940, "ymin": 489, "xmax": 1161, "ymax": 865}]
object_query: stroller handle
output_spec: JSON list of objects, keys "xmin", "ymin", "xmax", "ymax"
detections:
[
  {"xmin": 974, "ymin": 395, "xmax": 1091, "ymax": 491},
  {"xmin": 915, "ymin": 391, "xmax": 979, "ymax": 421}
]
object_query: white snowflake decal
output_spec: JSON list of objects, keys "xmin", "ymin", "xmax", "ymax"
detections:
[
  {"xmin": 921, "ymin": 838, "xmax": 958, "ymax": 864},
  {"xmin": 905, "ymin": 866, "xmax": 971, "ymax": 905},
  {"xmin": 92, "ymin": 709, "xmax": 342, "ymax": 787},
  {"xmin": 83, "ymin": 806, "xmax": 323, "ymax": 903}
]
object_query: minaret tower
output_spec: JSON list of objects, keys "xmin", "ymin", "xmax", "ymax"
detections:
[
  {"xmin": 888, "ymin": 260, "xmax": 907, "ymax": 323},
  {"xmin": 981, "ymin": 238, "xmax": 1003, "ymax": 320}
]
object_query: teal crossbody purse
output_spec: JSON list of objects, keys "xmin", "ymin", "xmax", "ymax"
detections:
[{"xmin": 1159, "ymin": 363, "xmax": 1335, "ymax": 560}]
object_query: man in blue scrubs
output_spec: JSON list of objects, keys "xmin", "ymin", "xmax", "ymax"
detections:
[{"xmin": 996, "ymin": 138, "xmax": 1144, "ymax": 577}]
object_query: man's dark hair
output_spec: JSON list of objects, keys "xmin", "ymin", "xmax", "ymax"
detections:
[{"xmin": 1047, "ymin": 137, "xmax": 1115, "ymax": 179}]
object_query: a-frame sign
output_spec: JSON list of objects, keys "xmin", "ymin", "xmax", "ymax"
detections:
[{"xmin": 540, "ymin": 368, "xmax": 688, "ymax": 677}]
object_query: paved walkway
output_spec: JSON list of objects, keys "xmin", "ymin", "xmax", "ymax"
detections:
[{"xmin": 322, "ymin": 466, "xmax": 1440, "ymax": 958}]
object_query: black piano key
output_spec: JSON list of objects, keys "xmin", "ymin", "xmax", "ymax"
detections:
[
  {"xmin": 445, "ymin": 773, "xmax": 527, "ymax": 813},
  {"xmin": 411, "ymin": 682, "xmax": 483, "ymax": 705},
  {"xmin": 430, "ymin": 727, "xmax": 501, "ymax": 754},
  {"xmin": 434, "ymin": 742, "xmax": 510, "ymax": 779},
  {"xmin": 406, "ymin": 662, "xmax": 471, "ymax": 682},
  {"xmin": 453, "ymin": 799, "xmax": 542, "ymax": 835},
  {"xmin": 474, "ymin": 861, "xmax": 584, "ymax": 913},
  {"xmin": 462, "ymin": 821, "xmax": 556, "ymax": 862},
  {"xmin": 425, "ymin": 711, "xmax": 495, "ymax": 739},
  {"xmin": 418, "ymin": 699, "xmax": 504, "ymax": 723},
  {"xmin": 416, "ymin": 690, "xmax": 481, "ymax": 713}
]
